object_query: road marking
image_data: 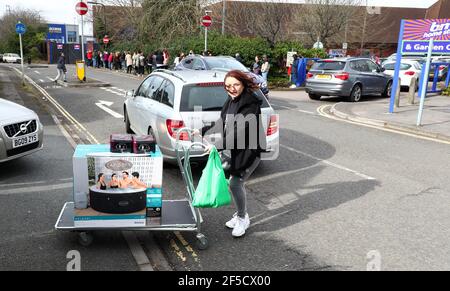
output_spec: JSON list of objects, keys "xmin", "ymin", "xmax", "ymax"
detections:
[
  {"xmin": 247, "ymin": 164, "xmax": 319, "ymax": 186},
  {"xmin": 9, "ymin": 66, "xmax": 166, "ymax": 272},
  {"xmin": 100, "ymin": 87, "xmax": 126, "ymax": 97},
  {"xmin": 39, "ymin": 79, "xmax": 44, "ymax": 83},
  {"xmin": 317, "ymin": 104, "xmax": 450, "ymax": 146},
  {"xmin": 10, "ymin": 66, "xmax": 99, "ymax": 144},
  {"xmin": 111, "ymin": 87, "xmax": 127, "ymax": 93},
  {"xmin": 51, "ymin": 114, "xmax": 78, "ymax": 149},
  {"xmin": 95, "ymin": 100, "xmax": 124, "ymax": 118},
  {"xmin": 0, "ymin": 182, "xmax": 72, "ymax": 195},
  {"xmin": 170, "ymin": 239, "xmax": 187, "ymax": 262},
  {"xmin": 174, "ymin": 231, "xmax": 199, "ymax": 263},
  {"xmin": 280, "ymin": 144, "xmax": 376, "ymax": 180},
  {"xmin": 46, "ymin": 76, "xmax": 54, "ymax": 81},
  {"xmin": 34, "ymin": 71, "xmax": 40, "ymax": 75},
  {"xmin": 123, "ymin": 231, "xmax": 154, "ymax": 271},
  {"xmin": 272, "ymin": 103, "xmax": 315, "ymax": 115}
]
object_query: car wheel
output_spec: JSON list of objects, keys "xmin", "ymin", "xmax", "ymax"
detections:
[
  {"xmin": 348, "ymin": 85, "xmax": 362, "ymax": 102},
  {"xmin": 308, "ymin": 93, "xmax": 321, "ymax": 100},
  {"xmin": 382, "ymin": 81, "xmax": 393, "ymax": 98},
  {"xmin": 124, "ymin": 108, "xmax": 134, "ymax": 134}
]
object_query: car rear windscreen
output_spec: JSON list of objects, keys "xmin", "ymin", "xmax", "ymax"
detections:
[
  {"xmin": 204, "ymin": 58, "xmax": 248, "ymax": 71},
  {"xmin": 383, "ymin": 63, "xmax": 412, "ymax": 70},
  {"xmin": 180, "ymin": 85, "xmax": 269, "ymax": 112},
  {"xmin": 311, "ymin": 61, "xmax": 346, "ymax": 71}
]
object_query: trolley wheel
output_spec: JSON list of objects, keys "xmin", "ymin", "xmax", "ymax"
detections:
[
  {"xmin": 78, "ymin": 231, "xmax": 94, "ymax": 247},
  {"xmin": 195, "ymin": 234, "xmax": 209, "ymax": 250}
]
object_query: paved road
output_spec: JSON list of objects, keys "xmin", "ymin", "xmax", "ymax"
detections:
[
  {"xmin": 2, "ymin": 63, "xmax": 450, "ymax": 271},
  {"xmin": 0, "ymin": 66, "xmax": 139, "ymax": 271}
]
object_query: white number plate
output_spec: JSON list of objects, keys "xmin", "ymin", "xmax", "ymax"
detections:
[{"xmin": 12, "ymin": 133, "xmax": 38, "ymax": 148}]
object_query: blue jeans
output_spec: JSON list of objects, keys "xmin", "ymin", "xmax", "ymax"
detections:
[{"xmin": 262, "ymin": 72, "xmax": 268, "ymax": 81}]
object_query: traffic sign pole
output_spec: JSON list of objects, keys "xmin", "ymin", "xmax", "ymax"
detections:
[
  {"xmin": 204, "ymin": 27, "xmax": 208, "ymax": 53},
  {"xmin": 19, "ymin": 32, "xmax": 24, "ymax": 85}
]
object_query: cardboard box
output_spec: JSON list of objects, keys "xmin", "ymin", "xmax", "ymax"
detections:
[
  {"xmin": 74, "ymin": 208, "xmax": 146, "ymax": 228},
  {"xmin": 72, "ymin": 144, "xmax": 163, "ymax": 227}
]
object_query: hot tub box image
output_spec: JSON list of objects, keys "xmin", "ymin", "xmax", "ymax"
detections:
[{"xmin": 72, "ymin": 144, "xmax": 163, "ymax": 227}]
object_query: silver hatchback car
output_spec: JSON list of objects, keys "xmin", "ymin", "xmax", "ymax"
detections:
[
  {"xmin": 123, "ymin": 69, "xmax": 279, "ymax": 162},
  {"xmin": 305, "ymin": 57, "xmax": 393, "ymax": 102},
  {"xmin": 0, "ymin": 99, "xmax": 44, "ymax": 162}
]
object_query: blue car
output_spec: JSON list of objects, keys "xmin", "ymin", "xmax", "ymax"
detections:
[{"xmin": 175, "ymin": 55, "xmax": 269, "ymax": 98}]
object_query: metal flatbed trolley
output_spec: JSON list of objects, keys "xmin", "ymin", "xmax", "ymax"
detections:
[{"xmin": 55, "ymin": 128, "xmax": 209, "ymax": 249}]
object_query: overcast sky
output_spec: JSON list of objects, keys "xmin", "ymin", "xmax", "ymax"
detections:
[{"xmin": 0, "ymin": 0, "xmax": 440, "ymax": 36}]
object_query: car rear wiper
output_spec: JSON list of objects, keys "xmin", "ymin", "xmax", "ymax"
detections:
[{"xmin": 202, "ymin": 107, "xmax": 223, "ymax": 111}]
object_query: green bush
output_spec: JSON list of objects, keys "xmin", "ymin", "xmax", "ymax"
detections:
[
  {"xmin": 442, "ymin": 86, "xmax": 450, "ymax": 96},
  {"xmin": 268, "ymin": 76, "xmax": 291, "ymax": 89},
  {"xmin": 110, "ymin": 31, "xmax": 326, "ymax": 74}
]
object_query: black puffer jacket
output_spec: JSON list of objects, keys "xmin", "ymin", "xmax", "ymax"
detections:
[{"xmin": 202, "ymin": 89, "xmax": 267, "ymax": 177}]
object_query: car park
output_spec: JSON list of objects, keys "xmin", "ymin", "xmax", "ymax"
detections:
[
  {"xmin": 382, "ymin": 59, "xmax": 422, "ymax": 90},
  {"xmin": 123, "ymin": 69, "xmax": 278, "ymax": 162},
  {"xmin": 2, "ymin": 53, "xmax": 22, "ymax": 63},
  {"xmin": 174, "ymin": 55, "xmax": 270, "ymax": 98},
  {"xmin": 0, "ymin": 99, "xmax": 44, "ymax": 163},
  {"xmin": 305, "ymin": 57, "xmax": 393, "ymax": 102}
]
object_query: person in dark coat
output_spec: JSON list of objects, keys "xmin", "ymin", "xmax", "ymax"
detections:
[
  {"xmin": 195, "ymin": 70, "xmax": 267, "ymax": 238},
  {"xmin": 290, "ymin": 54, "xmax": 299, "ymax": 87},
  {"xmin": 54, "ymin": 52, "xmax": 67, "ymax": 83}
]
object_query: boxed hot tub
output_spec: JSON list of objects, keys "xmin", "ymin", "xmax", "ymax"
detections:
[{"xmin": 72, "ymin": 144, "xmax": 163, "ymax": 228}]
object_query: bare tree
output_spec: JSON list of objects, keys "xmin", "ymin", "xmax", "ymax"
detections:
[
  {"xmin": 139, "ymin": 0, "xmax": 205, "ymax": 46},
  {"xmin": 294, "ymin": 0, "xmax": 362, "ymax": 47},
  {"xmin": 222, "ymin": 0, "xmax": 294, "ymax": 47}
]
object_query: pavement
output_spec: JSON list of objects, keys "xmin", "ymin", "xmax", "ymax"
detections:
[{"xmin": 328, "ymin": 94, "xmax": 450, "ymax": 143}]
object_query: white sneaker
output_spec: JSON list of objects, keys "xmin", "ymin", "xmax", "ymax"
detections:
[
  {"xmin": 232, "ymin": 215, "xmax": 250, "ymax": 237},
  {"xmin": 225, "ymin": 212, "xmax": 249, "ymax": 229}
]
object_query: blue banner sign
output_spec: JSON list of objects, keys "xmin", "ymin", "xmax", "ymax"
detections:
[{"xmin": 402, "ymin": 40, "xmax": 450, "ymax": 54}]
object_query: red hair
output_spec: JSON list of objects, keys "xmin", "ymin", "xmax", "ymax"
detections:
[{"xmin": 224, "ymin": 70, "xmax": 259, "ymax": 91}]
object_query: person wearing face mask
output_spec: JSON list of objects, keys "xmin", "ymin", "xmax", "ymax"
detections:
[{"xmin": 194, "ymin": 70, "xmax": 267, "ymax": 238}]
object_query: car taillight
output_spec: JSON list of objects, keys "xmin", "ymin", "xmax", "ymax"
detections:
[
  {"xmin": 306, "ymin": 72, "xmax": 314, "ymax": 79},
  {"xmin": 334, "ymin": 72, "xmax": 349, "ymax": 81},
  {"xmin": 267, "ymin": 115, "xmax": 278, "ymax": 136},
  {"xmin": 404, "ymin": 71, "xmax": 415, "ymax": 76},
  {"xmin": 166, "ymin": 119, "xmax": 188, "ymax": 140}
]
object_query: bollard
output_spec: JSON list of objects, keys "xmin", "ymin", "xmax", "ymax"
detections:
[
  {"xmin": 394, "ymin": 78, "xmax": 401, "ymax": 108},
  {"xmin": 407, "ymin": 77, "xmax": 417, "ymax": 105}
]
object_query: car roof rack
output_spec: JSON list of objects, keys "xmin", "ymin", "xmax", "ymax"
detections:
[{"xmin": 152, "ymin": 69, "xmax": 187, "ymax": 83}]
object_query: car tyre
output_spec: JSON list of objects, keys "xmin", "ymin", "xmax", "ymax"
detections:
[
  {"xmin": 124, "ymin": 108, "xmax": 134, "ymax": 134},
  {"xmin": 348, "ymin": 84, "xmax": 362, "ymax": 102},
  {"xmin": 308, "ymin": 93, "xmax": 321, "ymax": 100},
  {"xmin": 382, "ymin": 81, "xmax": 393, "ymax": 98}
]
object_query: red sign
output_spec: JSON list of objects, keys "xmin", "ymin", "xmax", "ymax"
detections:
[
  {"xmin": 201, "ymin": 15, "xmax": 212, "ymax": 27},
  {"xmin": 103, "ymin": 36, "xmax": 110, "ymax": 44},
  {"xmin": 75, "ymin": 2, "xmax": 88, "ymax": 16}
]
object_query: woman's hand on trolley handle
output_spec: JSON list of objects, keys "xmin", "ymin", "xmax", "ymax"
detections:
[{"xmin": 191, "ymin": 128, "xmax": 213, "ymax": 154}]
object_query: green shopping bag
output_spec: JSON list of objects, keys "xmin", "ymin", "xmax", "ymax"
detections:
[{"xmin": 192, "ymin": 146, "xmax": 231, "ymax": 208}]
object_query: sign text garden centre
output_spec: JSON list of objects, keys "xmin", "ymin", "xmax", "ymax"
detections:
[{"xmin": 401, "ymin": 19, "xmax": 450, "ymax": 54}]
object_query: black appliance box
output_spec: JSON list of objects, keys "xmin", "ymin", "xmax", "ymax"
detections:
[
  {"xmin": 133, "ymin": 135, "xmax": 156, "ymax": 154},
  {"xmin": 110, "ymin": 134, "xmax": 133, "ymax": 153}
]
